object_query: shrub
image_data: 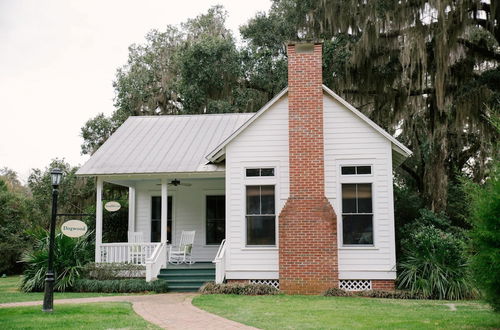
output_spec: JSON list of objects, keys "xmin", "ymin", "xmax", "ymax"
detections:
[
  {"xmin": 82, "ymin": 262, "xmax": 144, "ymax": 280},
  {"xmin": 355, "ymin": 290, "xmax": 427, "ymax": 300},
  {"xmin": 20, "ymin": 229, "xmax": 93, "ymax": 292},
  {"xmin": 323, "ymin": 287, "xmax": 426, "ymax": 299},
  {"xmin": 465, "ymin": 163, "xmax": 500, "ymax": 311},
  {"xmin": 323, "ymin": 288, "xmax": 353, "ymax": 297},
  {"xmin": 199, "ymin": 282, "xmax": 279, "ymax": 295},
  {"xmin": 72, "ymin": 278, "xmax": 168, "ymax": 293},
  {"xmin": 397, "ymin": 211, "xmax": 477, "ymax": 300}
]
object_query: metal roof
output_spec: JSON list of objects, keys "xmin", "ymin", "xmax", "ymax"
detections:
[{"xmin": 76, "ymin": 113, "xmax": 254, "ymax": 175}]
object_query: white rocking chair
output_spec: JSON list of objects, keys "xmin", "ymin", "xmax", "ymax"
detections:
[
  {"xmin": 169, "ymin": 230, "xmax": 195, "ymax": 264},
  {"xmin": 128, "ymin": 231, "xmax": 146, "ymax": 264}
]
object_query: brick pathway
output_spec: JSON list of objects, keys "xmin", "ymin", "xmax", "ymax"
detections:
[{"xmin": 0, "ymin": 293, "xmax": 257, "ymax": 330}]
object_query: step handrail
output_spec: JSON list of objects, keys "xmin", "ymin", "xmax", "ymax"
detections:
[
  {"xmin": 212, "ymin": 239, "xmax": 226, "ymax": 284},
  {"xmin": 145, "ymin": 243, "xmax": 167, "ymax": 282}
]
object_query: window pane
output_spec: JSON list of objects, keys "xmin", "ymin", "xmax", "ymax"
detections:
[
  {"xmin": 206, "ymin": 196, "xmax": 225, "ymax": 245},
  {"xmin": 343, "ymin": 215, "xmax": 373, "ymax": 245},
  {"xmin": 246, "ymin": 186, "xmax": 261, "ymax": 214},
  {"xmin": 356, "ymin": 166, "xmax": 371, "ymax": 174},
  {"xmin": 152, "ymin": 196, "xmax": 173, "ymax": 243},
  {"xmin": 151, "ymin": 220, "xmax": 161, "ymax": 242},
  {"xmin": 246, "ymin": 169, "xmax": 260, "ymax": 177},
  {"xmin": 206, "ymin": 196, "xmax": 216, "ymax": 219},
  {"xmin": 357, "ymin": 184, "xmax": 372, "ymax": 213},
  {"xmin": 342, "ymin": 184, "xmax": 357, "ymax": 213},
  {"xmin": 152, "ymin": 196, "xmax": 161, "ymax": 220},
  {"xmin": 260, "ymin": 168, "xmax": 275, "ymax": 176},
  {"xmin": 260, "ymin": 185, "xmax": 275, "ymax": 214},
  {"xmin": 341, "ymin": 166, "xmax": 356, "ymax": 175},
  {"xmin": 246, "ymin": 216, "xmax": 276, "ymax": 245}
]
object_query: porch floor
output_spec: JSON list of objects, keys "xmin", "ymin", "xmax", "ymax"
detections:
[{"xmin": 158, "ymin": 262, "xmax": 215, "ymax": 292}]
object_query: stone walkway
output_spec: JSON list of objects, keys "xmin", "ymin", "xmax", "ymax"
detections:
[{"xmin": 0, "ymin": 293, "xmax": 258, "ymax": 330}]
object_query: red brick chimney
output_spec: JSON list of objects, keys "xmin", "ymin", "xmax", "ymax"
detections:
[{"xmin": 278, "ymin": 42, "xmax": 338, "ymax": 294}]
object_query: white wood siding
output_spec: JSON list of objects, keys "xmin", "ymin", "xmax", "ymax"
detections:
[
  {"xmin": 224, "ymin": 94, "xmax": 396, "ymax": 280},
  {"xmin": 134, "ymin": 178, "xmax": 224, "ymax": 261},
  {"xmin": 225, "ymin": 96, "xmax": 289, "ymax": 280},
  {"xmin": 323, "ymin": 95, "xmax": 396, "ymax": 280}
]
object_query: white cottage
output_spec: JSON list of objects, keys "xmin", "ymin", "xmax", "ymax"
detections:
[{"xmin": 77, "ymin": 42, "xmax": 411, "ymax": 294}]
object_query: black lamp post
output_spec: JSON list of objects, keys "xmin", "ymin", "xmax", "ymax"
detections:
[{"xmin": 42, "ymin": 168, "xmax": 63, "ymax": 312}]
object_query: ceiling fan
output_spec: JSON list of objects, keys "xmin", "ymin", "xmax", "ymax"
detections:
[{"xmin": 157, "ymin": 179, "xmax": 192, "ymax": 187}]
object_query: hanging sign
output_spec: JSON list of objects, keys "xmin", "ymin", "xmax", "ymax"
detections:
[
  {"xmin": 61, "ymin": 220, "xmax": 88, "ymax": 238},
  {"xmin": 104, "ymin": 201, "xmax": 121, "ymax": 212}
]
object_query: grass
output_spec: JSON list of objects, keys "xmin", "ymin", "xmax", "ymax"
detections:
[
  {"xmin": 193, "ymin": 294, "xmax": 500, "ymax": 329},
  {"xmin": 0, "ymin": 302, "xmax": 159, "ymax": 329},
  {"xmin": 0, "ymin": 276, "xmax": 144, "ymax": 304}
]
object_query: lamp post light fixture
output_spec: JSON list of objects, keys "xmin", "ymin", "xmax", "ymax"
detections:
[{"xmin": 42, "ymin": 168, "xmax": 63, "ymax": 312}]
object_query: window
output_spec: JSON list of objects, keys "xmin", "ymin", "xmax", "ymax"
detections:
[
  {"xmin": 246, "ymin": 168, "xmax": 275, "ymax": 177},
  {"xmin": 246, "ymin": 185, "xmax": 276, "ymax": 245},
  {"xmin": 206, "ymin": 195, "xmax": 225, "ymax": 245},
  {"xmin": 341, "ymin": 166, "xmax": 372, "ymax": 175},
  {"xmin": 342, "ymin": 184, "xmax": 373, "ymax": 245},
  {"xmin": 151, "ymin": 196, "xmax": 172, "ymax": 243}
]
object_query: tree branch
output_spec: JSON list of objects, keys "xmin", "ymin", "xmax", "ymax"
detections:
[{"xmin": 458, "ymin": 38, "xmax": 500, "ymax": 61}]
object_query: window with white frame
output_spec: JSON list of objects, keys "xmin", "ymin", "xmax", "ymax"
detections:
[
  {"xmin": 246, "ymin": 185, "xmax": 276, "ymax": 246},
  {"xmin": 206, "ymin": 195, "xmax": 225, "ymax": 245},
  {"xmin": 341, "ymin": 183, "xmax": 373, "ymax": 245},
  {"xmin": 341, "ymin": 165, "xmax": 372, "ymax": 175},
  {"xmin": 246, "ymin": 168, "xmax": 275, "ymax": 177}
]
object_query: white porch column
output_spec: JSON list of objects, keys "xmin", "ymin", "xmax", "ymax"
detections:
[
  {"xmin": 95, "ymin": 177, "xmax": 103, "ymax": 262},
  {"xmin": 160, "ymin": 178, "xmax": 168, "ymax": 244},
  {"xmin": 128, "ymin": 186, "xmax": 136, "ymax": 233}
]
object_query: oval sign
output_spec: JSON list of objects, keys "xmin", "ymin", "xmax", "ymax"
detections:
[
  {"xmin": 61, "ymin": 220, "xmax": 88, "ymax": 238},
  {"xmin": 104, "ymin": 201, "xmax": 121, "ymax": 212}
]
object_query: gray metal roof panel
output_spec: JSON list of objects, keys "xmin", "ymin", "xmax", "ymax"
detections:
[{"xmin": 76, "ymin": 113, "xmax": 254, "ymax": 175}]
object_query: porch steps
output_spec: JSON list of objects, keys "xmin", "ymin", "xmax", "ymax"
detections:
[{"xmin": 158, "ymin": 262, "xmax": 215, "ymax": 292}]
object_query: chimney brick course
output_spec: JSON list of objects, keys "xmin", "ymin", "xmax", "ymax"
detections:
[{"xmin": 278, "ymin": 42, "xmax": 338, "ymax": 294}]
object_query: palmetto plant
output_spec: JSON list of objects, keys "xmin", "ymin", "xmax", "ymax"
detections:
[
  {"xmin": 20, "ymin": 228, "xmax": 93, "ymax": 292},
  {"xmin": 397, "ymin": 225, "xmax": 477, "ymax": 300}
]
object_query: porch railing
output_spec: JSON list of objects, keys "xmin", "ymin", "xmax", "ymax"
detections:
[
  {"xmin": 213, "ymin": 239, "xmax": 227, "ymax": 284},
  {"xmin": 99, "ymin": 243, "xmax": 159, "ymax": 265},
  {"xmin": 145, "ymin": 243, "xmax": 168, "ymax": 282}
]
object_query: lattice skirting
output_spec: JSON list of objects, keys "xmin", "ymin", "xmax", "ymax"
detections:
[
  {"xmin": 250, "ymin": 279, "xmax": 280, "ymax": 290},
  {"xmin": 339, "ymin": 280, "xmax": 372, "ymax": 291}
]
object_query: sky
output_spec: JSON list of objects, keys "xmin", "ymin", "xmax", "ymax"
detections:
[{"xmin": 0, "ymin": 0, "xmax": 271, "ymax": 182}]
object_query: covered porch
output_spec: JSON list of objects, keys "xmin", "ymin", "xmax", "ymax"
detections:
[{"xmin": 94, "ymin": 173, "xmax": 226, "ymax": 281}]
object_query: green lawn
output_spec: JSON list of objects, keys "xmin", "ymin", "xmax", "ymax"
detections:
[
  {"xmin": 0, "ymin": 302, "xmax": 159, "ymax": 329},
  {"xmin": 0, "ymin": 276, "xmax": 140, "ymax": 304},
  {"xmin": 193, "ymin": 294, "xmax": 500, "ymax": 329}
]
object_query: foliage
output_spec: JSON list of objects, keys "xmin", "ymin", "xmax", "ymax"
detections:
[
  {"xmin": 71, "ymin": 279, "xmax": 168, "ymax": 293},
  {"xmin": 323, "ymin": 287, "xmax": 353, "ymax": 297},
  {"xmin": 465, "ymin": 162, "xmax": 500, "ymax": 311},
  {"xmin": 199, "ymin": 282, "xmax": 279, "ymax": 295},
  {"xmin": 82, "ymin": 262, "xmax": 144, "ymax": 280},
  {"xmin": 80, "ymin": 113, "xmax": 116, "ymax": 155},
  {"xmin": 27, "ymin": 159, "xmax": 95, "ymax": 229},
  {"xmin": 0, "ymin": 178, "xmax": 31, "ymax": 274},
  {"xmin": 20, "ymin": 229, "xmax": 94, "ymax": 292},
  {"xmin": 263, "ymin": 0, "xmax": 500, "ymax": 212},
  {"xmin": 323, "ymin": 287, "xmax": 427, "ymax": 299},
  {"xmin": 80, "ymin": 5, "xmax": 284, "ymax": 155},
  {"xmin": 355, "ymin": 290, "xmax": 427, "ymax": 300},
  {"xmin": 397, "ymin": 210, "xmax": 477, "ymax": 300}
]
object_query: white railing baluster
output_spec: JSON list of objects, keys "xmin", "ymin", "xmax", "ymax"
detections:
[
  {"xmin": 145, "ymin": 243, "xmax": 167, "ymax": 282},
  {"xmin": 213, "ymin": 239, "xmax": 227, "ymax": 284},
  {"xmin": 99, "ymin": 243, "xmax": 160, "ymax": 265}
]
